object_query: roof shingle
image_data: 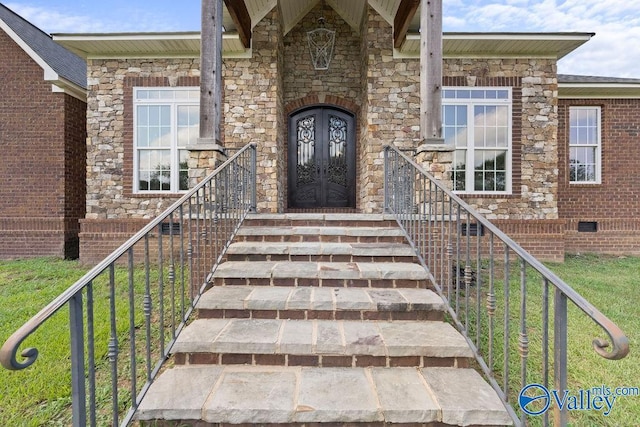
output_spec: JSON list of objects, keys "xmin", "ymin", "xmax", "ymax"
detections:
[{"xmin": 0, "ymin": 3, "xmax": 86, "ymax": 89}]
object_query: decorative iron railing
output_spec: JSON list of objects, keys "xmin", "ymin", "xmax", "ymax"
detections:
[
  {"xmin": 0, "ymin": 143, "xmax": 257, "ymax": 426},
  {"xmin": 383, "ymin": 144, "xmax": 629, "ymax": 426}
]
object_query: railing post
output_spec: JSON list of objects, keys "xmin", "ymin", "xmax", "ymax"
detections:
[
  {"xmin": 383, "ymin": 146, "xmax": 390, "ymax": 213},
  {"xmin": 69, "ymin": 293, "xmax": 87, "ymax": 427},
  {"xmin": 250, "ymin": 145, "xmax": 257, "ymax": 212},
  {"xmin": 554, "ymin": 288, "xmax": 569, "ymax": 426}
]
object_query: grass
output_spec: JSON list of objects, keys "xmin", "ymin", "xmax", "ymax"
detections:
[
  {"xmin": 452, "ymin": 253, "xmax": 640, "ymax": 426},
  {"xmin": 1, "ymin": 255, "xmax": 638, "ymax": 426},
  {"xmin": 542, "ymin": 254, "xmax": 639, "ymax": 426},
  {"xmin": 0, "ymin": 258, "xmax": 87, "ymax": 426},
  {"xmin": 0, "ymin": 256, "xmax": 192, "ymax": 426}
]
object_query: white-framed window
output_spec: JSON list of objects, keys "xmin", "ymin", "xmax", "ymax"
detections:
[
  {"xmin": 443, "ymin": 88, "xmax": 512, "ymax": 193},
  {"xmin": 569, "ymin": 106, "xmax": 601, "ymax": 184},
  {"xmin": 134, "ymin": 87, "xmax": 199, "ymax": 193}
]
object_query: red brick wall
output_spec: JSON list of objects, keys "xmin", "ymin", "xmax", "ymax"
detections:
[
  {"xmin": 0, "ymin": 29, "xmax": 86, "ymax": 259},
  {"xmin": 558, "ymin": 98, "xmax": 640, "ymax": 254}
]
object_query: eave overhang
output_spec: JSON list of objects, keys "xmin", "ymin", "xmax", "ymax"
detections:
[
  {"xmin": 55, "ymin": 31, "xmax": 595, "ymax": 64},
  {"xmin": 559, "ymin": 83, "xmax": 640, "ymax": 99},
  {"xmin": 53, "ymin": 32, "xmax": 251, "ymax": 59},
  {"xmin": 396, "ymin": 32, "xmax": 595, "ymax": 60}
]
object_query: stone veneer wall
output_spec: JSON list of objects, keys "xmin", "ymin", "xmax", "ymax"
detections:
[
  {"xmin": 361, "ymin": 7, "xmax": 421, "ymax": 213},
  {"xmin": 282, "ymin": 4, "xmax": 362, "ymax": 107},
  {"xmin": 80, "ymin": 6, "xmax": 565, "ymax": 262},
  {"xmin": 81, "ymin": 58, "xmax": 200, "ymax": 262},
  {"xmin": 223, "ymin": 8, "xmax": 284, "ymax": 212},
  {"xmin": 444, "ymin": 60, "xmax": 560, "ymax": 220},
  {"xmin": 85, "ymin": 58, "xmax": 200, "ymax": 219}
]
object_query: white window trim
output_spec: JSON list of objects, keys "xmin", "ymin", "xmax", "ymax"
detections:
[
  {"xmin": 133, "ymin": 87, "xmax": 199, "ymax": 194},
  {"xmin": 569, "ymin": 106, "xmax": 602, "ymax": 185},
  {"xmin": 443, "ymin": 87, "xmax": 513, "ymax": 195}
]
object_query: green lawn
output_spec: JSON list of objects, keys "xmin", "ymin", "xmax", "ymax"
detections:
[{"xmin": 0, "ymin": 255, "xmax": 638, "ymax": 426}]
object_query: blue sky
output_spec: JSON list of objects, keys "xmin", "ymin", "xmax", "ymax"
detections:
[{"xmin": 4, "ymin": 0, "xmax": 640, "ymax": 78}]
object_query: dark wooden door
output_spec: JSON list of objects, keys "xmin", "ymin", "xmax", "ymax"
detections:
[{"xmin": 288, "ymin": 107, "xmax": 355, "ymax": 208}]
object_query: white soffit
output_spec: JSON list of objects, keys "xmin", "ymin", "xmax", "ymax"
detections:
[
  {"xmin": 54, "ymin": 32, "xmax": 251, "ymax": 59},
  {"xmin": 559, "ymin": 83, "xmax": 640, "ymax": 99},
  {"xmin": 396, "ymin": 32, "xmax": 594, "ymax": 60}
]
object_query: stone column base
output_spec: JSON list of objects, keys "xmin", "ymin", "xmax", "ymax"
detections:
[
  {"xmin": 415, "ymin": 142, "xmax": 454, "ymax": 188},
  {"xmin": 187, "ymin": 141, "xmax": 227, "ymax": 188}
]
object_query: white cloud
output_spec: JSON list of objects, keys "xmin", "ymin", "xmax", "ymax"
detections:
[
  {"xmin": 5, "ymin": 2, "xmax": 197, "ymax": 33},
  {"xmin": 5, "ymin": 3, "xmax": 107, "ymax": 33},
  {"xmin": 443, "ymin": 0, "xmax": 640, "ymax": 77}
]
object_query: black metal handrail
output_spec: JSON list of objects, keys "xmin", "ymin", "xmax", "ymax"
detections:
[
  {"xmin": 383, "ymin": 144, "xmax": 629, "ymax": 426},
  {"xmin": 0, "ymin": 142, "xmax": 257, "ymax": 426}
]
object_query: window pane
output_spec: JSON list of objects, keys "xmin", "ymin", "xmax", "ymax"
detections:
[
  {"xmin": 496, "ymin": 105, "xmax": 508, "ymax": 126},
  {"xmin": 138, "ymin": 106, "xmax": 149, "ymax": 125},
  {"xmin": 474, "ymin": 150, "xmax": 506, "ymax": 191},
  {"xmin": 444, "ymin": 105, "xmax": 457, "ymax": 126},
  {"xmin": 178, "ymin": 105, "xmax": 199, "ymax": 146},
  {"xmin": 179, "ymin": 150, "xmax": 189, "ymax": 191},
  {"xmin": 457, "ymin": 106, "xmax": 467, "ymax": 126},
  {"xmin": 453, "ymin": 149, "xmax": 466, "ymax": 191},
  {"xmin": 138, "ymin": 149, "xmax": 171, "ymax": 191},
  {"xmin": 139, "ymin": 171, "xmax": 150, "ymax": 191},
  {"xmin": 137, "ymin": 128, "xmax": 149, "ymax": 147}
]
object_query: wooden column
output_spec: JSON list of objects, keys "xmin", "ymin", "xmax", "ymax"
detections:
[
  {"xmin": 420, "ymin": 0, "xmax": 443, "ymax": 144},
  {"xmin": 416, "ymin": 0, "xmax": 452, "ymax": 187},
  {"xmin": 198, "ymin": 0, "xmax": 224, "ymax": 151}
]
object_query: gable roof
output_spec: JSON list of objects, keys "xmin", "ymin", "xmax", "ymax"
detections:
[
  {"xmin": 558, "ymin": 74, "xmax": 640, "ymax": 98},
  {"xmin": 0, "ymin": 3, "xmax": 86, "ymax": 99}
]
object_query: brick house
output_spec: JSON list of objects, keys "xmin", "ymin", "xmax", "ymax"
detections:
[
  {"xmin": 46, "ymin": 1, "xmax": 640, "ymax": 263},
  {"xmin": 0, "ymin": 4, "xmax": 87, "ymax": 259}
]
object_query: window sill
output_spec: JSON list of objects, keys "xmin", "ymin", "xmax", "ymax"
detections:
[
  {"xmin": 455, "ymin": 193, "xmax": 519, "ymax": 199},
  {"xmin": 128, "ymin": 192, "xmax": 186, "ymax": 199}
]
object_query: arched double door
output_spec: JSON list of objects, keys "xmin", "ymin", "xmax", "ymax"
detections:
[{"xmin": 288, "ymin": 107, "xmax": 356, "ymax": 209}]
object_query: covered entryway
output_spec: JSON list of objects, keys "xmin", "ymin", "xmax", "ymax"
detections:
[{"xmin": 288, "ymin": 107, "xmax": 355, "ymax": 208}]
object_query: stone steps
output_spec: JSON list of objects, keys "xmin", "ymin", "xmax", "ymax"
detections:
[
  {"xmin": 136, "ymin": 365, "xmax": 512, "ymax": 426},
  {"xmin": 242, "ymin": 213, "xmax": 399, "ymax": 228},
  {"xmin": 171, "ymin": 318, "xmax": 471, "ymax": 367},
  {"xmin": 211, "ymin": 260, "xmax": 430, "ymax": 288},
  {"xmin": 236, "ymin": 225, "xmax": 407, "ymax": 243},
  {"xmin": 196, "ymin": 285, "xmax": 444, "ymax": 320},
  {"xmin": 225, "ymin": 241, "xmax": 418, "ymax": 262},
  {"xmin": 136, "ymin": 214, "xmax": 512, "ymax": 426}
]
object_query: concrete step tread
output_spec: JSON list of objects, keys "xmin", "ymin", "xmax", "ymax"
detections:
[
  {"xmin": 136, "ymin": 365, "xmax": 512, "ymax": 425},
  {"xmin": 237, "ymin": 225, "xmax": 405, "ymax": 236},
  {"xmin": 226, "ymin": 242, "xmax": 415, "ymax": 256},
  {"xmin": 213, "ymin": 261, "xmax": 428, "ymax": 280},
  {"xmin": 245, "ymin": 213, "xmax": 395, "ymax": 222},
  {"xmin": 173, "ymin": 318, "xmax": 472, "ymax": 358},
  {"xmin": 198, "ymin": 285, "xmax": 444, "ymax": 312}
]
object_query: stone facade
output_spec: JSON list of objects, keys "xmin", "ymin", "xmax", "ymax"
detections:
[
  {"xmin": 78, "ymin": 4, "xmax": 640, "ymax": 263},
  {"xmin": 443, "ymin": 60, "xmax": 559, "ymax": 220},
  {"xmin": 85, "ymin": 58, "xmax": 200, "ymax": 219},
  {"xmin": 223, "ymin": 8, "xmax": 285, "ymax": 213}
]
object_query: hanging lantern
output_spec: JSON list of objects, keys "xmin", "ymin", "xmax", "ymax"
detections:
[{"xmin": 307, "ymin": 3, "xmax": 335, "ymax": 70}]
